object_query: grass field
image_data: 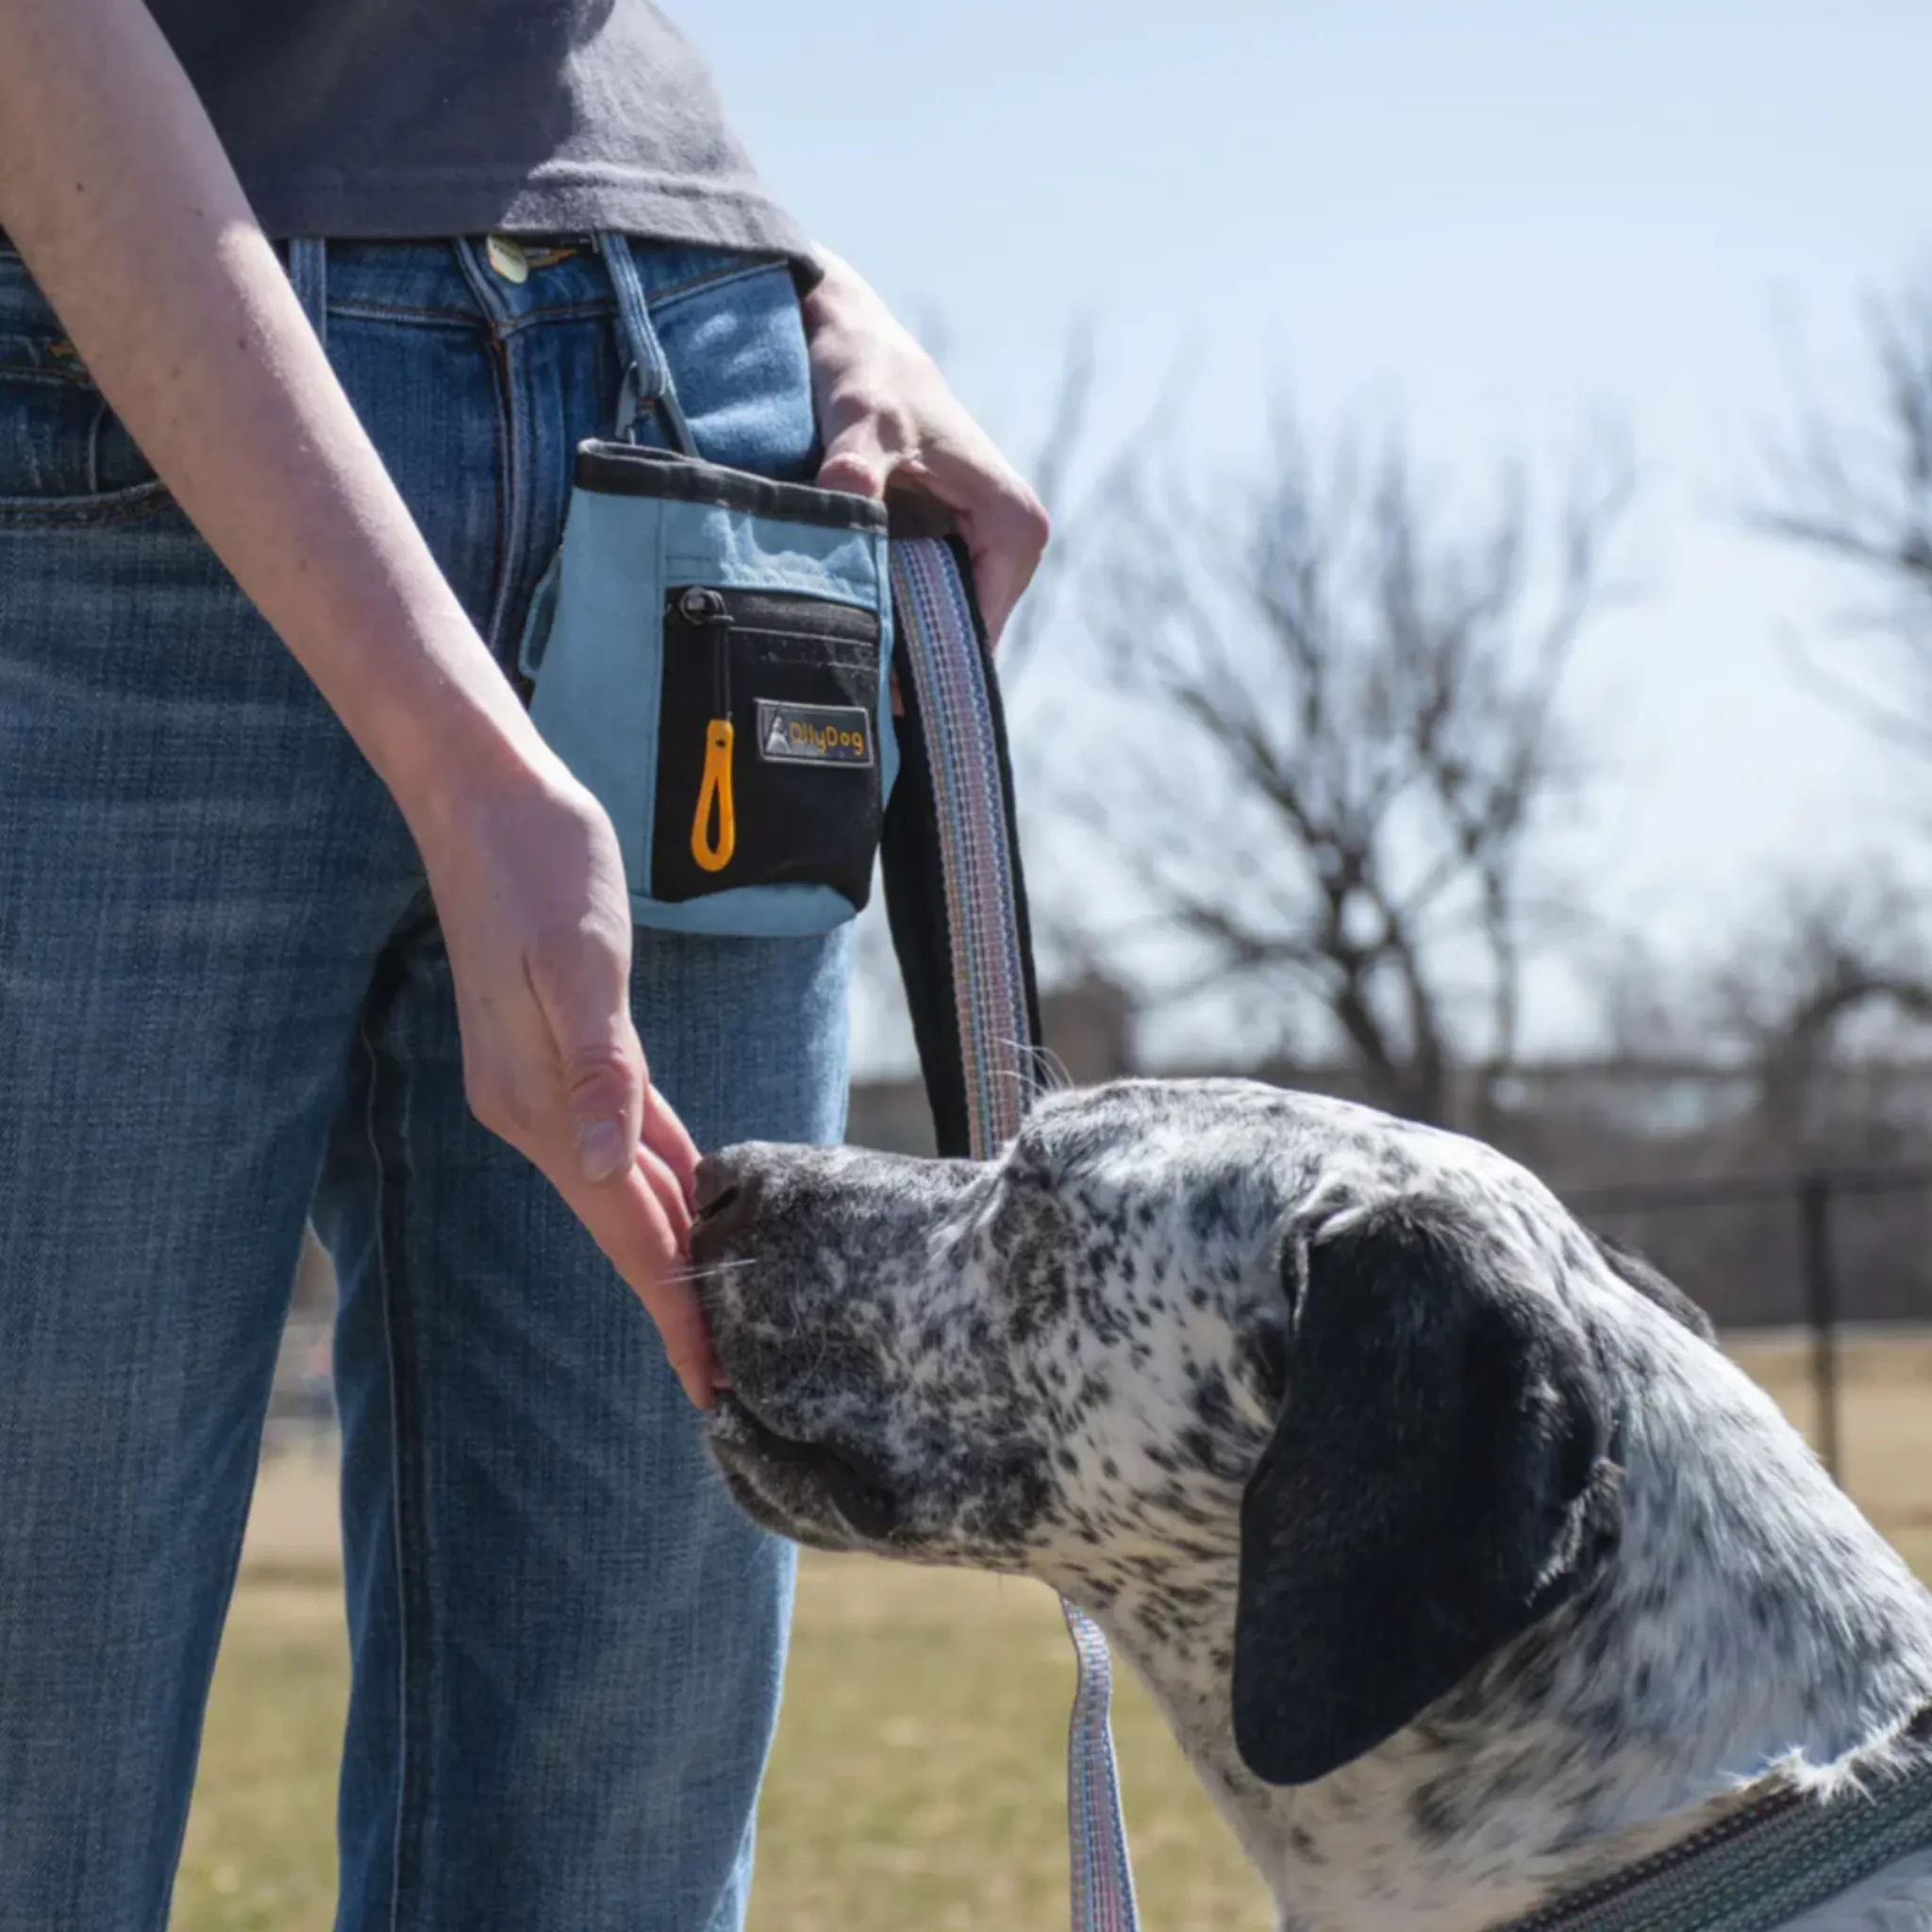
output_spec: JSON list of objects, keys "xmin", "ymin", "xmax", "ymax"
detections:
[{"xmin": 173, "ymin": 1334, "xmax": 1932, "ymax": 1931}]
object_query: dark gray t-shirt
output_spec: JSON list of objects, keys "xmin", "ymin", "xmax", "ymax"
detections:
[{"xmin": 145, "ymin": 1, "xmax": 811, "ymax": 259}]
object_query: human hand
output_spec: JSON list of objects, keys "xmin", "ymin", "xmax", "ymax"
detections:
[
  {"xmin": 409, "ymin": 749, "xmax": 714, "ymax": 1406},
  {"xmin": 804, "ymin": 249, "xmax": 1049, "ymax": 643}
]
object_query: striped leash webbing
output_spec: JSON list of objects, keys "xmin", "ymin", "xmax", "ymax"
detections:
[{"xmin": 881, "ymin": 534, "xmax": 1141, "ymax": 1932}]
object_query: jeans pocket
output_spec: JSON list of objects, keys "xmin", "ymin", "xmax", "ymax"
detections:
[
  {"xmin": 652, "ymin": 582, "xmax": 885, "ymax": 909},
  {"xmin": 643, "ymin": 258, "xmax": 819, "ymax": 483},
  {"xmin": 0, "ymin": 279, "xmax": 167, "ymax": 527}
]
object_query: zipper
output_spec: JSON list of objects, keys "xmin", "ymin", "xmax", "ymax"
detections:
[
  {"xmin": 678, "ymin": 588, "xmax": 738, "ymax": 873},
  {"xmin": 693, "ymin": 586, "xmax": 880, "ymax": 647},
  {"xmin": 678, "ymin": 586, "xmax": 734, "ymax": 720}
]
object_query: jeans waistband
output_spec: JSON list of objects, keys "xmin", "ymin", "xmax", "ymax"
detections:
[
  {"xmin": 1, "ymin": 229, "xmax": 785, "ymax": 325},
  {"xmin": 0, "ymin": 226, "xmax": 786, "ymax": 464},
  {"xmin": 279, "ymin": 235, "xmax": 703, "ymax": 454}
]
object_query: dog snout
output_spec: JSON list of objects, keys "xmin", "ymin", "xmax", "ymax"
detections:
[
  {"xmin": 691, "ymin": 1150, "xmax": 742, "ymax": 1217},
  {"xmin": 690, "ymin": 1152, "xmax": 763, "ymax": 1265}
]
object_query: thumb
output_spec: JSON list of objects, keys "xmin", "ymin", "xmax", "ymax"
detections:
[
  {"xmin": 816, "ymin": 430, "xmax": 891, "ymax": 501},
  {"xmin": 529, "ymin": 944, "xmax": 646, "ymax": 1186}
]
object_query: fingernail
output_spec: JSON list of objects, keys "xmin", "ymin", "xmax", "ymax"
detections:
[{"xmin": 575, "ymin": 1118, "xmax": 628, "ymax": 1184}]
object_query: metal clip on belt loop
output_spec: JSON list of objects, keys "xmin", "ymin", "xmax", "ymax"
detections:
[{"xmin": 595, "ymin": 233, "xmax": 698, "ymax": 456}]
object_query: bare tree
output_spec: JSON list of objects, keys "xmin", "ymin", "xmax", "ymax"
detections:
[
  {"xmin": 1703, "ymin": 864, "xmax": 1932, "ymax": 1156},
  {"xmin": 1757, "ymin": 275, "xmax": 1932, "ymax": 759},
  {"xmin": 996, "ymin": 322, "xmax": 1187, "ymax": 687},
  {"xmin": 1074, "ymin": 417, "xmax": 1633, "ymax": 1129},
  {"xmin": 1591, "ymin": 931, "xmax": 1706, "ymax": 1066}
]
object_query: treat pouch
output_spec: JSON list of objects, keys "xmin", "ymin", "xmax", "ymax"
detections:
[{"xmin": 518, "ymin": 236, "xmax": 895, "ymax": 938}]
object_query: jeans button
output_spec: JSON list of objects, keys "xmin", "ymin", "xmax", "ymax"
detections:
[{"xmin": 485, "ymin": 235, "xmax": 529, "ymax": 284}]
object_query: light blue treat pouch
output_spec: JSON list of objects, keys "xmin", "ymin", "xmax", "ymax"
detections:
[{"xmin": 519, "ymin": 237, "xmax": 896, "ymax": 938}]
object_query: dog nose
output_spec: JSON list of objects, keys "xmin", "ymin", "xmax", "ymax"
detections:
[
  {"xmin": 692, "ymin": 1151, "xmax": 739, "ymax": 1217},
  {"xmin": 690, "ymin": 1153, "xmax": 760, "ymax": 1262}
]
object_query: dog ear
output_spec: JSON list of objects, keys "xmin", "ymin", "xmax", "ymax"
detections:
[{"xmin": 1230, "ymin": 1203, "xmax": 1623, "ymax": 1788}]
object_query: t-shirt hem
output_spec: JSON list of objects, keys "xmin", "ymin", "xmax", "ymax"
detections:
[{"xmin": 247, "ymin": 167, "xmax": 816, "ymax": 269}]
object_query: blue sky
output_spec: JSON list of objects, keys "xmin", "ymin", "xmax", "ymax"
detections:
[{"xmin": 694, "ymin": 2, "xmax": 1932, "ymax": 1071}]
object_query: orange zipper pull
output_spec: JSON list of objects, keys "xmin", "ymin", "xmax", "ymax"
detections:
[{"xmin": 691, "ymin": 718, "xmax": 736, "ymax": 872}]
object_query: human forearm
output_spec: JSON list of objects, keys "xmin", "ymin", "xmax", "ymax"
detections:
[{"xmin": 0, "ymin": 0, "xmax": 543, "ymax": 820}]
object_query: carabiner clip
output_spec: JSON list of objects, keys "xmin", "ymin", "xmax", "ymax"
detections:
[{"xmin": 691, "ymin": 719, "xmax": 736, "ymax": 873}]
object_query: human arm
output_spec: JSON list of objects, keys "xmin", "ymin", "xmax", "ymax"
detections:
[{"xmin": 0, "ymin": 0, "xmax": 715, "ymax": 1400}]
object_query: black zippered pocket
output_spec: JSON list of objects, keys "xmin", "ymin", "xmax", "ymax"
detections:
[{"xmin": 651, "ymin": 585, "xmax": 884, "ymax": 909}]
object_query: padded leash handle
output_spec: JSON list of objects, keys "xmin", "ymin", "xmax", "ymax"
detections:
[{"xmin": 882, "ymin": 535, "xmax": 1141, "ymax": 1932}]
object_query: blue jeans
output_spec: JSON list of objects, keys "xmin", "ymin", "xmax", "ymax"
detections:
[{"xmin": 0, "ymin": 236, "xmax": 848, "ymax": 1930}]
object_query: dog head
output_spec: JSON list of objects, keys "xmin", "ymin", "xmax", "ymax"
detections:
[{"xmin": 694, "ymin": 1078, "xmax": 1647, "ymax": 1786}]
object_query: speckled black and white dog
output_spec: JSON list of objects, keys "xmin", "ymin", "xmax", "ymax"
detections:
[{"xmin": 691, "ymin": 1079, "xmax": 1932, "ymax": 1930}]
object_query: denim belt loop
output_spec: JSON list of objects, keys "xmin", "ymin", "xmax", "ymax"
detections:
[
  {"xmin": 595, "ymin": 233, "xmax": 697, "ymax": 456},
  {"xmin": 286, "ymin": 238, "xmax": 327, "ymax": 352}
]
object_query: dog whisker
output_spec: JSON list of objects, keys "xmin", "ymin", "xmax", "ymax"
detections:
[
  {"xmin": 991, "ymin": 1037, "xmax": 1074, "ymax": 1110},
  {"xmin": 662, "ymin": 1257, "xmax": 758, "ymax": 1287}
]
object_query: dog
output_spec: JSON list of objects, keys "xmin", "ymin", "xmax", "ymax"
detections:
[{"xmin": 690, "ymin": 1078, "xmax": 1932, "ymax": 1929}]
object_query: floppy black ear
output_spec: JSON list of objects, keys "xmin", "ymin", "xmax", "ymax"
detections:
[{"xmin": 1231, "ymin": 1203, "xmax": 1623, "ymax": 1788}]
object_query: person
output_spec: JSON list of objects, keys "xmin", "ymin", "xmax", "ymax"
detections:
[{"xmin": 0, "ymin": 4, "xmax": 1047, "ymax": 1927}]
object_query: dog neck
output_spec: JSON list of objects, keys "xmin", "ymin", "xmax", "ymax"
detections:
[{"xmin": 1058, "ymin": 1330, "xmax": 1932, "ymax": 1932}]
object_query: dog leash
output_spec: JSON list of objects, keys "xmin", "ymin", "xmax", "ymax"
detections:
[
  {"xmin": 867, "ymin": 536, "xmax": 1932, "ymax": 1932},
  {"xmin": 880, "ymin": 533, "xmax": 1142, "ymax": 1932}
]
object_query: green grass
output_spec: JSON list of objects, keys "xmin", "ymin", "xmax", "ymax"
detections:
[
  {"xmin": 174, "ymin": 1585, "xmax": 343, "ymax": 1932},
  {"xmin": 172, "ymin": 1335, "xmax": 1932, "ymax": 1930},
  {"xmin": 174, "ymin": 1551, "xmax": 1271, "ymax": 1932}
]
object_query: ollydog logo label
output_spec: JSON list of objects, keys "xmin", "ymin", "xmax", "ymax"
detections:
[{"xmin": 755, "ymin": 699, "xmax": 874, "ymax": 769}]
